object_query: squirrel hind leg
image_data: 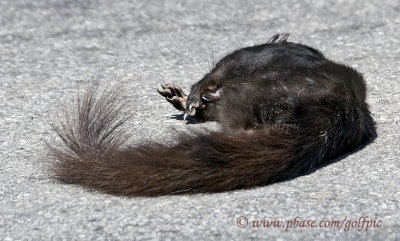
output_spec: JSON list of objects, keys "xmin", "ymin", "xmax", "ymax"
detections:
[{"xmin": 267, "ymin": 33, "xmax": 290, "ymax": 44}]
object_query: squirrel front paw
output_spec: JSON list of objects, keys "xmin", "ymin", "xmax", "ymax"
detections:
[{"xmin": 157, "ymin": 84, "xmax": 187, "ymax": 111}]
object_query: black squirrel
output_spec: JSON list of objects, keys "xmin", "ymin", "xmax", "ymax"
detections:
[{"xmin": 47, "ymin": 34, "xmax": 376, "ymax": 196}]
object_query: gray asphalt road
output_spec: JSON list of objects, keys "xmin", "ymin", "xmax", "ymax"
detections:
[{"xmin": 1, "ymin": 0, "xmax": 399, "ymax": 240}]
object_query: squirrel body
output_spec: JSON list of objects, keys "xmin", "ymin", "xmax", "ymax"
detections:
[{"xmin": 48, "ymin": 34, "xmax": 376, "ymax": 196}]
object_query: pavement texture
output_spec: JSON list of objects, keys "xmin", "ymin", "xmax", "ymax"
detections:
[{"xmin": 1, "ymin": 0, "xmax": 399, "ymax": 240}]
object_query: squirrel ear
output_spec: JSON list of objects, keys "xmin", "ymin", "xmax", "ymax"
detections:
[{"xmin": 267, "ymin": 33, "xmax": 290, "ymax": 43}]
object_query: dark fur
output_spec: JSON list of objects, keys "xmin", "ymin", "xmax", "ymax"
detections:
[{"xmin": 47, "ymin": 34, "xmax": 376, "ymax": 197}]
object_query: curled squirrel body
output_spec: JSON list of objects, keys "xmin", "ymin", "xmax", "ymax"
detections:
[{"xmin": 47, "ymin": 34, "xmax": 376, "ymax": 196}]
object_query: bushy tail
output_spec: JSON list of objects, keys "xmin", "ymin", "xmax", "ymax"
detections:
[{"xmin": 47, "ymin": 86, "xmax": 376, "ymax": 197}]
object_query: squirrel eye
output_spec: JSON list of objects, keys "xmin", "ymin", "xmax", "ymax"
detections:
[
  {"xmin": 202, "ymin": 94, "xmax": 212, "ymax": 102},
  {"xmin": 201, "ymin": 89, "xmax": 221, "ymax": 102}
]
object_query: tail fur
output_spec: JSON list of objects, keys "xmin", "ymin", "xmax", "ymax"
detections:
[{"xmin": 47, "ymin": 86, "xmax": 376, "ymax": 196}]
